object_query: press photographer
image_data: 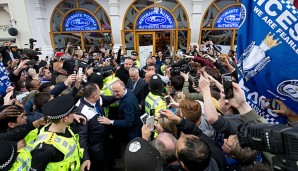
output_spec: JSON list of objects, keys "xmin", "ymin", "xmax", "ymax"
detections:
[
  {"xmin": 0, "ymin": 39, "xmax": 17, "ymax": 67},
  {"xmin": 8, "ymin": 48, "xmax": 40, "ymax": 85}
]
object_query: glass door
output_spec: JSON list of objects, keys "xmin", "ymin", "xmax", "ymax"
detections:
[{"xmin": 136, "ymin": 32, "xmax": 155, "ymax": 68}]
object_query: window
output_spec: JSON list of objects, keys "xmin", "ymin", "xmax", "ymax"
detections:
[
  {"xmin": 122, "ymin": 0, "xmax": 190, "ymax": 51},
  {"xmin": 50, "ymin": 0, "xmax": 113, "ymax": 51},
  {"xmin": 200, "ymin": 0, "xmax": 241, "ymax": 52}
]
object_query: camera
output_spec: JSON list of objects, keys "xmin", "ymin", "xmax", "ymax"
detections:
[
  {"xmin": 10, "ymin": 39, "xmax": 16, "ymax": 43},
  {"xmin": 170, "ymin": 58, "xmax": 192, "ymax": 76},
  {"xmin": 28, "ymin": 38, "xmax": 37, "ymax": 50},
  {"xmin": 238, "ymin": 122, "xmax": 298, "ymax": 170},
  {"xmin": 29, "ymin": 38, "xmax": 37, "ymax": 43}
]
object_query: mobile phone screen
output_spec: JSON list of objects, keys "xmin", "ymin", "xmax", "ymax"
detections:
[
  {"xmin": 146, "ymin": 116, "xmax": 155, "ymax": 131},
  {"xmin": 222, "ymin": 73, "xmax": 234, "ymax": 99},
  {"xmin": 150, "ymin": 109, "xmax": 155, "ymax": 116},
  {"xmin": 78, "ymin": 67, "xmax": 83, "ymax": 75},
  {"xmin": 270, "ymin": 99, "xmax": 280, "ymax": 110},
  {"xmin": 165, "ymin": 96, "xmax": 170, "ymax": 105},
  {"xmin": 140, "ymin": 114, "xmax": 149, "ymax": 125}
]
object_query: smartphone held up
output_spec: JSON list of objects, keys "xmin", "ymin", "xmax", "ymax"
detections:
[{"xmin": 222, "ymin": 73, "xmax": 234, "ymax": 99}]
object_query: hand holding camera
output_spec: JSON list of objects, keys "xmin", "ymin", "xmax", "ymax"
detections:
[
  {"xmin": 141, "ymin": 124, "xmax": 151, "ymax": 140},
  {"xmin": 27, "ymin": 68, "xmax": 38, "ymax": 80},
  {"xmin": 3, "ymin": 90, "xmax": 15, "ymax": 105},
  {"xmin": 18, "ymin": 59, "xmax": 30, "ymax": 70},
  {"xmin": 226, "ymin": 82, "xmax": 251, "ymax": 114},
  {"xmin": 65, "ymin": 74, "xmax": 77, "ymax": 86},
  {"xmin": 159, "ymin": 109, "xmax": 181, "ymax": 124},
  {"xmin": 221, "ymin": 73, "xmax": 234, "ymax": 99}
]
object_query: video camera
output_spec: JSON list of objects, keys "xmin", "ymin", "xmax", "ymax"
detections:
[
  {"xmin": 29, "ymin": 38, "xmax": 37, "ymax": 50},
  {"xmin": 237, "ymin": 122, "xmax": 298, "ymax": 171},
  {"xmin": 170, "ymin": 57, "xmax": 192, "ymax": 76},
  {"xmin": 62, "ymin": 58, "xmax": 113, "ymax": 78}
]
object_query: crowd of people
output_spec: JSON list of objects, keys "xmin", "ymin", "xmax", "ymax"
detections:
[{"xmin": 0, "ymin": 39, "xmax": 297, "ymax": 171}]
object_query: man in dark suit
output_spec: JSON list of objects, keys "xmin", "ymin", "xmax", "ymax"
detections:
[
  {"xmin": 0, "ymin": 41, "xmax": 17, "ymax": 67},
  {"xmin": 126, "ymin": 67, "xmax": 147, "ymax": 108},
  {"xmin": 98, "ymin": 80, "xmax": 142, "ymax": 141}
]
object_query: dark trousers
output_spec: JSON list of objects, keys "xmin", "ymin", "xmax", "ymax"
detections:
[{"xmin": 89, "ymin": 150, "xmax": 107, "ymax": 171}]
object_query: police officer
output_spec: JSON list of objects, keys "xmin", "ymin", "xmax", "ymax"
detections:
[
  {"xmin": 11, "ymin": 95, "xmax": 83, "ymax": 171},
  {"xmin": 131, "ymin": 51, "xmax": 140, "ymax": 69},
  {"xmin": 100, "ymin": 66, "xmax": 120, "ymax": 116},
  {"xmin": 145, "ymin": 74, "xmax": 167, "ymax": 116}
]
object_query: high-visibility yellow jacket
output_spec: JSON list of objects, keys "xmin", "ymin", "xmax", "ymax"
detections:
[
  {"xmin": 10, "ymin": 125, "xmax": 83, "ymax": 171},
  {"xmin": 145, "ymin": 92, "xmax": 167, "ymax": 116}
]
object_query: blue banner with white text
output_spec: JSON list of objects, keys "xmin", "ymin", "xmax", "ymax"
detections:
[{"xmin": 237, "ymin": 0, "xmax": 298, "ymax": 124}]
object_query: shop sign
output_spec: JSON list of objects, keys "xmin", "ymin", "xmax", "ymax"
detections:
[
  {"xmin": 0, "ymin": 25, "xmax": 10, "ymax": 31},
  {"xmin": 137, "ymin": 9, "xmax": 175, "ymax": 29},
  {"xmin": 215, "ymin": 6, "xmax": 241, "ymax": 28},
  {"xmin": 63, "ymin": 11, "xmax": 99, "ymax": 31}
]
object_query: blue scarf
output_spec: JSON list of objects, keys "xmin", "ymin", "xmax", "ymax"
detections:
[{"xmin": 0, "ymin": 62, "xmax": 10, "ymax": 96}]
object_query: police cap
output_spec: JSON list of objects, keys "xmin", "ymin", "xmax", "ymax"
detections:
[
  {"xmin": 149, "ymin": 74, "xmax": 164, "ymax": 95},
  {"xmin": 131, "ymin": 51, "xmax": 138, "ymax": 56},
  {"xmin": 42, "ymin": 95, "xmax": 76, "ymax": 120}
]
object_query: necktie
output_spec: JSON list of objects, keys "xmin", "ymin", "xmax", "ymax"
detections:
[
  {"xmin": 95, "ymin": 106, "xmax": 102, "ymax": 117},
  {"xmin": 132, "ymin": 80, "xmax": 138, "ymax": 91}
]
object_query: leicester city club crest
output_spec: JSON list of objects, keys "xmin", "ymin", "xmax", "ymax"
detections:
[
  {"xmin": 278, "ymin": 80, "xmax": 298, "ymax": 102},
  {"xmin": 238, "ymin": 32, "xmax": 281, "ymax": 81}
]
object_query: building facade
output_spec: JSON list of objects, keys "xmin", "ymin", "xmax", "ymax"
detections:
[{"xmin": 1, "ymin": 0, "xmax": 280, "ymax": 61}]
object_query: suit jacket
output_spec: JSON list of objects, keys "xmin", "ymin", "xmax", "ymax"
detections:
[
  {"xmin": 126, "ymin": 77, "xmax": 147, "ymax": 104},
  {"xmin": 140, "ymin": 84, "xmax": 150, "ymax": 113},
  {"xmin": 115, "ymin": 64, "xmax": 129, "ymax": 84}
]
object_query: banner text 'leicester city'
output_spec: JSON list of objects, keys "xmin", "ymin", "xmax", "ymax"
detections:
[{"xmin": 237, "ymin": 0, "xmax": 298, "ymax": 124}]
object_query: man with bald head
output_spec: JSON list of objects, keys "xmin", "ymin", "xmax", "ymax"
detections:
[
  {"xmin": 153, "ymin": 133, "xmax": 181, "ymax": 170},
  {"xmin": 98, "ymin": 80, "xmax": 142, "ymax": 141}
]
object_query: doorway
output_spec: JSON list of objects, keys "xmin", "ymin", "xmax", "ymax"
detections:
[{"xmin": 136, "ymin": 31, "xmax": 176, "ymax": 67}]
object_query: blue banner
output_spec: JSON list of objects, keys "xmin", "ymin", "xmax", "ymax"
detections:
[
  {"xmin": 237, "ymin": 0, "xmax": 298, "ymax": 124},
  {"xmin": 63, "ymin": 11, "xmax": 99, "ymax": 31},
  {"xmin": 215, "ymin": 6, "xmax": 241, "ymax": 28},
  {"xmin": 0, "ymin": 62, "xmax": 10, "ymax": 96},
  {"xmin": 137, "ymin": 8, "xmax": 175, "ymax": 29}
]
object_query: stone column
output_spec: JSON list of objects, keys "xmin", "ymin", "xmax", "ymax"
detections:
[
  {"xmin": 4, "ymin": 0, "xmax": 31, "ymax": 48},
  {"xmin": 190, "ymin": 0, "xmax": 204, "ymax": 46},
  {"xmin": 109, "ymin": 0, "xmax": 121, "ymax": 52},
  {"xmin": 33, "ymin": 0, "xmax": 53, "ymax": 58}
]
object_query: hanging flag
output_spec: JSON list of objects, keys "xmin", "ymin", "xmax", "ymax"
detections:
[
  {"xmin": 0, "ymin": 62, "xmax": 10, "ymax": 96},
  {"xmin": 237, "ymin": 0, "xmax": 298, "ymax": 124}
]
